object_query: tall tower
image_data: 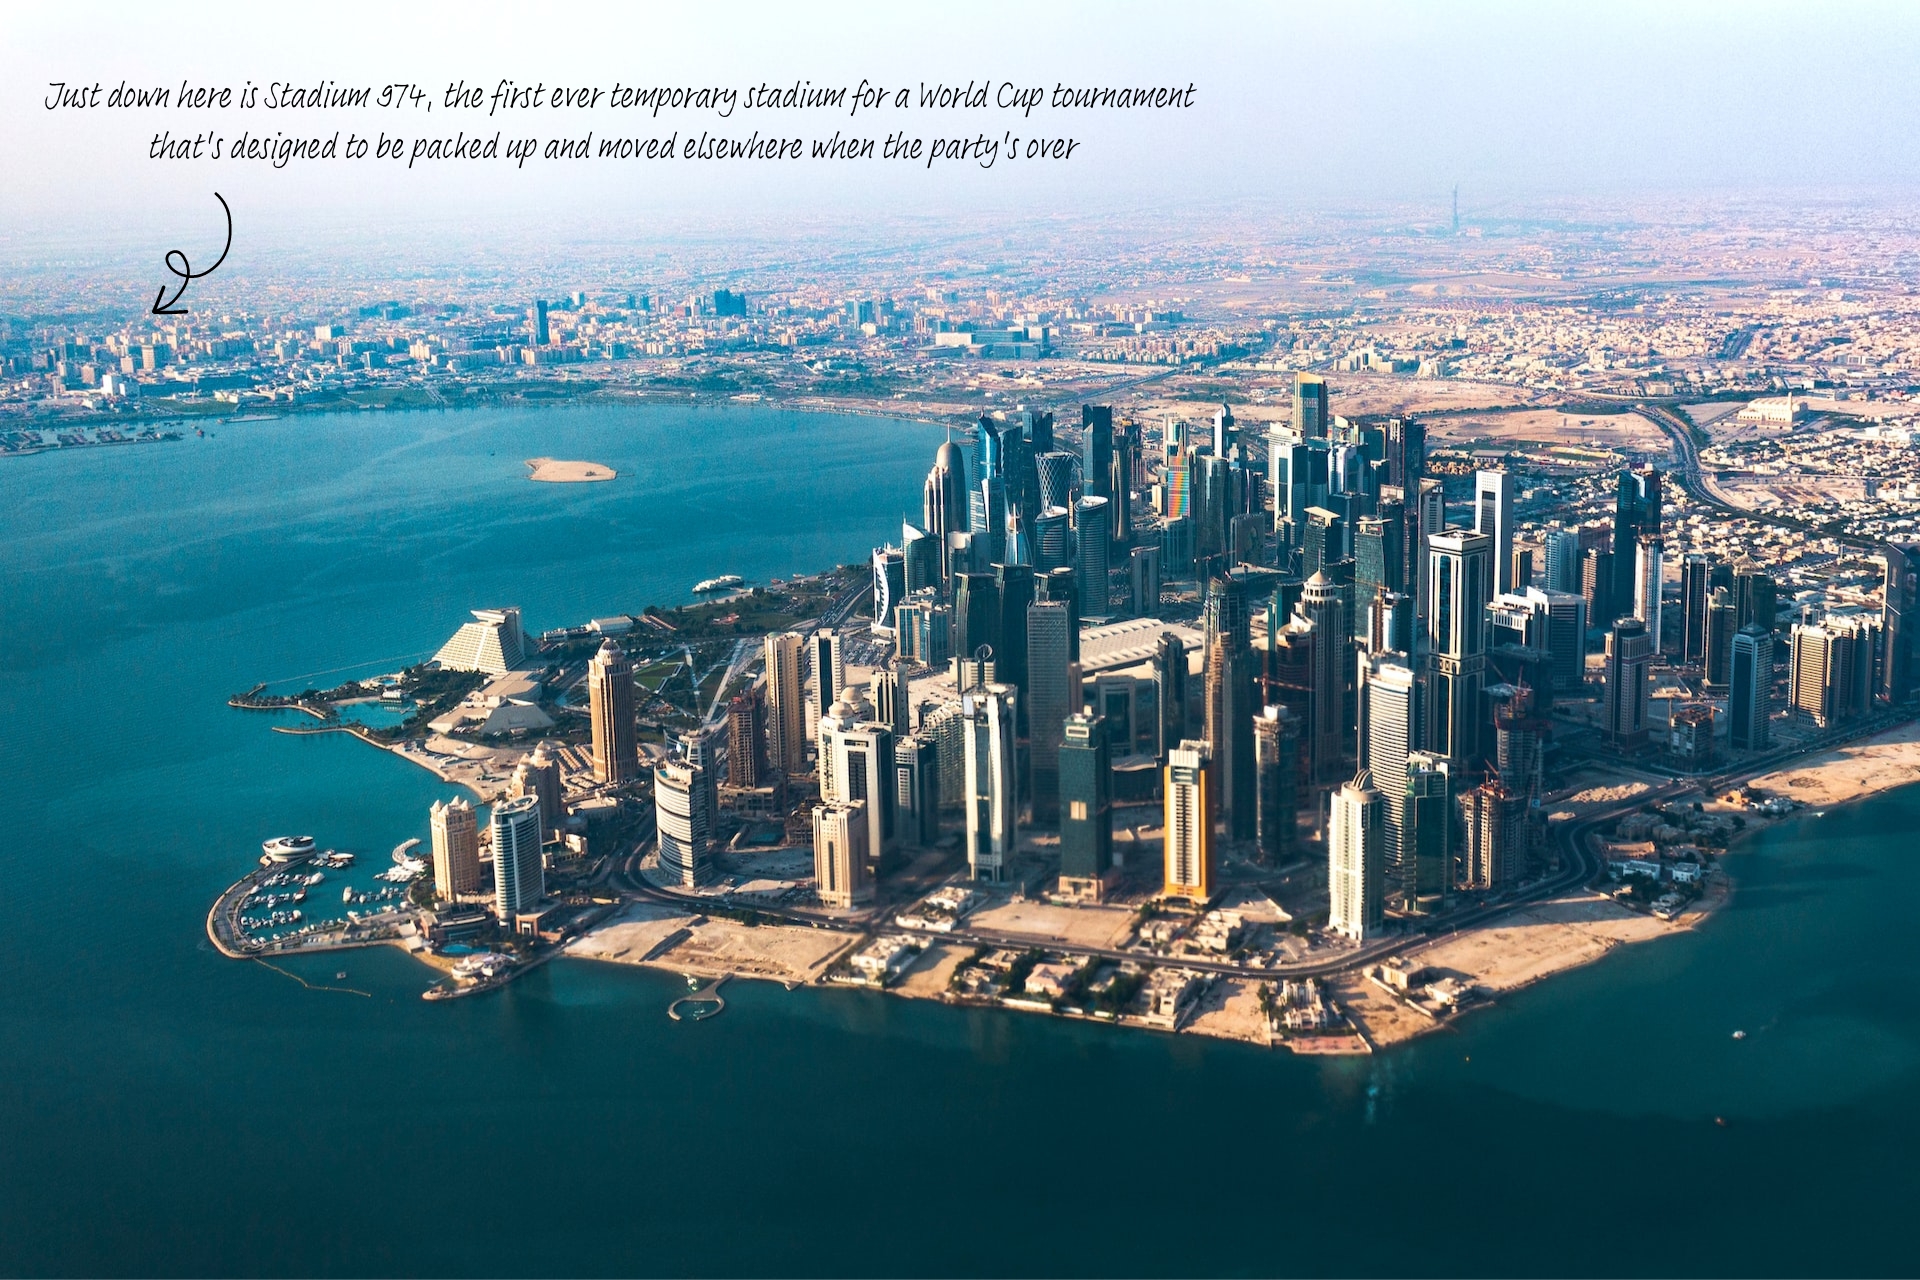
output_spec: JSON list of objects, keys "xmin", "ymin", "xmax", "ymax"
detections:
[
  {"xmin": 529, "ymin": 299, "xmax": 549, "ymax": 345},
  {"xmin": 1327, "ymin": 770, "xmax": 1383, "ymax": 941},
  {"xmin": 1162, "ymin": 740, "xmax": 1215, "ymax": 903},
  {"xmin": 817, "ymin": 686, "xmax": 893, "ymax": 874},
  {"xmin": 1026, "ymin": 599, "xmax": 1073, "ymax": 822},
  {"xmin": 1603, "ymin": 617, "xmax": 1652, "ymax": 747},
  {"xmin": 586, "ymin": 639, "xmax": 638, "ymax": 784},
  {"xmin": 809, "ymin": 629, "xmax": 845, "ymax": 740},
  {"xmin": 509, "ymin": 745, "xmax": 563, "ymax": 845},
  {"xmin": 1253, "ymin": 705, "xmax": 1298, "ymax": 865},
  {"xmin": 490, "ymin": 795, "xmax": 544, "ymax": 920},
  {"xmin": 764, "ymin": 632, "xmax": 806, "ymax": 775},
  {"xmin": 1681, "ymin": 554, "xmax": 1712, "ymax": 663},
  {"xmin": 1425, "ymin": 529, "xmax": 1492, "ymax": 768},
  {"xmin": 1404, "ymin": 752, "xmax": 1452, "ymax": 910},
  {"xmin": 924, "ymin": 440, "xmax": 970, "ymax": 579},
  {"xmin": 1058, "ymin": 711, "xmax": 1113, "ymax": 898},
  {"xmin": 1074, "ymin": 497, "xmax": 1111, "ymax": 619},
  {"xmin": 429, "ymin": 797, "xmax": 480, "ymax": 899},
  {"xmin": 1299, "ymin": 572, "xmax": 1349, "ymax": 780},
  {"xmin": 1544, "ymin": 529, "xmax": 1582, "ymax": 594},
  {"xmin": 1879, "ymin": 544, "xmax": 1920, "ymax": 705},
  {"xmin": 1474, "ymin": 470, "xmax": 1515, "ymax": 596},
  {"xmin": 1292, "ymin": 373, "xmax": 1329, "ymax": 440},
  {"xmin": 811, "ymin": 801, "xmax": 872, "ymax": 908},
  {"xmin": 1634, "ymin": 535, "xmax": 1665, "ymax": 656},
  {"xmin": 726, "ymin": 690, "xmax": 768, "ymax": 788},
  {"xmin": 962, "ymin": 682, "xmax": 1019, "ymax": 882},
  {"xmin": 1730, "ymin": 624, "xmax": 1773, "ymax": 751},
  {"xmin": 891, "ymin": 734, "xmax": 941, "ymax": 849},
  {"xmin": 1081, "ymin": 404, "xmax": 1114, "ymax": 503},
  {"xmin": 1612, "ymin": 467, "xmax": 1662, "ymax": 622},
  {"xmin": 1361, "ymin": 656, "xmax": 1416, "ymax": 903},
  {"xmin": 654, "ymin": 758, "xmax": 713, "ymax": 888},
  {"xmin": 1704, "ymin": 587, "xmax": 1738, "ymax": 688}
]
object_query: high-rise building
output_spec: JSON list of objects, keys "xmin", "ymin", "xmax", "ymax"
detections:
[
  {"xmin": 1385, "ymin": 416, "xmax": 1425, "ymax": 490},
  {"xmin": 1026, "ymin": 599, "xmax": 1074, "ymax": 821},
  {"xmin": 1544, "ymin": 529, "xmax": 1582, "ymax": 594},
  {"xmin": 1704, "ymin": 587, "xmax": 1738, "ymax": 689},
  {"xmin": 1036, "ymin": 451, "xmax": 1080, "ymax": 512},
  {"xmin": 1033, "ymin": 506, "xmax": 1074, "ymax": 572},
  {"xmin": 1058, "ymin": 712, "xmax": 1113, "ymax": 898},
  {"xmin": 871, "ymin": 546, "xmax": 906, "ymax": 633},
  {"xmin": 490, "ymin": 794, "xmax": 544, "ymax": 919},
  {"xmin": 1788, "ymin": 618, "xmax": 1871, "ymax": 728},
  {"xmin": 1162, "ymin": 740, "xmax": 1215, "ymax": 903},
  {"xmin": 1361, "ymin": 656, "xmax": 1416, "ymax": 902},
  {"xmin": 509, "ymin": 745, "xmax": 563, "ymax": 844},
  {"xmin": 764, "ymin": 632, "xmax": 806, "ymax": 775},
  {"xmin": 902, "ymin": 521, "xmax": 940, "ymax": 594},
  {"xmin": 809, "ymin": 629, "xmax": 845, "ymax": 740},
  {"xmin": 1425, "ymin": 529, "xmax": 1492, "ymax": 768},
  {"xmin": 1403, "ymin": 752, "xmax": 1452, "ymax": 910},
  {"xmin": 1298, "ymin": 572, "xmax": 1349, "ymax": 779},
  {"xmin": 1302, "ymin": 506, "xmax": 1345, "ymax": 578},
  {"xmin": 586, "ymin": 639, "xmax": 638, "ymax": 784},
  {"xmin": 1355, "ymin": 509, "xmax": 1405, "ymax": 599},
  {"xmin": 962, "ymin": 682, "xmax": 1019, "ymax": 882},
  {"xmin": 1634, "ymin": 535, "xmax": 1665, "ymax": 656},
  {"xmin": 818, "ymin": 687, "xmax": 894, "ymax": 873},
  {"xmin": 725, "ymin": 691, "xmax": 768, "ymax": 788},
  {"xmin": 429, "ymin": 796, "xmax": 480, "ymax": 899},
  {"xmin": 1733, "ymin": 561, "xmax": 1776, "ymax": 634},
  {"xmin": 1155, "ymin": 630, "xmax": 1189, "ymax": 757},
  {"xmin": 1036, "ymin": 566, "xmax": 1080, "ymax": 661},
  {"xmin": 1582, "ymin": 546, "xmax": 1614, "ymax": 637},
  {"xmin": 1494, "ymin": 687, "xmax": 1546, "ymax": 802},
  {"xmin": 1293, "ymin": 373, "xmax": 1329, "ymax": 439},
  {"xmin": 1612, "ymin": 467, "xmax": 1662, "ymax": 617},
  {"xmin": 1475, "ymin": 471, "xmax": 1515, "ymax": 596},
  {"xmin": 1603, "ymin": 617, "xmax": 1652, "ymax": 747},
  {"xmin": 1879, "ymin": 543, "xmax": 1920, "ymax": 705},
  {"xmin": 924, "ymin": 440, "xmax": 971, "ymax": 578},
  {"xmin": 1681, "ymin": 554, "xmax": 1712, "ymax": 662},
  {"xmin": 1129, "ymin": 544, "xmax": 1162, "ymax": 617},
  {"xmin": 1212, "ymin": 401, "xmax": 1236, "ymax": 458},
  {"xmin": 951, "ymin": 571, "xmax": 999, "ymax": 683},
  {"xmin": 1074, "ymin": 497, "xmax": 1111, "ymax": 618},
  {"xmin": 992, "ymin": 562, "xmax": 1034, "ymax": 702},
  {"xmin": 1460, "ymin": 780, "xmax": 1525, "ymax": 891},
  {"xmin": 1730, "ymin": 624, "xmax": 1772, "ymax": 751},
  {"xmin": 892, "ymin": 734, "xmax": 941, "ymax": 849},
  {"xmin": 654, "ymin": 758, "xmax": 713, "ymax": 888},
  {"xmin": 1253, "ymin": 705, "xmax": 1298, "ymax": 865},
  {"xmin": 1327, "ymin": 770, "xmax": 1384, "ymax": 941},
  {"xmin": 1081, "ymin": 404, "xmax": 1113, "ymax": 503},
  {"xmin": 528, "ymin": 300, "xmax": 549, "ymax": 345},
  {"xmin": 811, "ymin": 802, "xmax": 872, "ymax": 908}
]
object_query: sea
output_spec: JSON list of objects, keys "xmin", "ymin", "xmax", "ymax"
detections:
[{"xmin": 2, "ymin": 404, "xmax": 1917, "ymax": 1277}]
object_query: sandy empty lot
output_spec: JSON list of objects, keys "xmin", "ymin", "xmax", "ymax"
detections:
[
  {"xmin": 1184, "ymin": 977, "xmax": 1273, "ymax": 1045},
  {"xmin": 569, "ymin": 906, "xmax": 856, "ymax": 982},
  {"xmin": 968, "ymin": 899, "xmax": 1141, "ymax": 950}
]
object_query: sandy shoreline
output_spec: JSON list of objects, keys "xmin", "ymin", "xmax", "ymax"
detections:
[{"xmin": 1737, "ymin": 718, "xmax": 1920, "ymax": 808}]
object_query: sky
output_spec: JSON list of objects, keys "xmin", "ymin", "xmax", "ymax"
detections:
[{"xmin": 3, "ymin": 0, "xmax": 1920, "ymax": 264}]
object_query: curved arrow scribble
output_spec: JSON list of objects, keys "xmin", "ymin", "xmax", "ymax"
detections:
[{"xmin": 152, "ymin": 192, "xmax": 232, "ymax": 316}]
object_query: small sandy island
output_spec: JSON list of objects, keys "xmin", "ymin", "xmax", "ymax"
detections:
[{"xmin": 526, "ymin": 457, "xmax": 617, "ymax": 483}]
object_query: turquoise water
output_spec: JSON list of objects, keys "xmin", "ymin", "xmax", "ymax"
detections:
[{"xmin": 3, "ymin": 405, "xmax": 1917, "ymax": 1276}]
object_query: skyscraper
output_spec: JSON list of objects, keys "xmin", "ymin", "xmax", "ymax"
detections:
[
  {"xmin": 654, "ymin": 758, "xmax": 713, "ymax": 888},
  {"xmin": 764, "ymin": 631, "xmax": 806, "ymax": 775},
  {"xmin": 817, "ymin": 686, "xmax": 894, "ymax": 873},
  {"xmin": 1361, "ymin": 656, "xmax": 1416, "ymax": 903},
  {"xmin": 429, "ymin": 796, "xmax": 480, "ymax": 899},
  {"xmin": 1155, "ymin": 629, "xmax": 1188, "ymax": 756},
  {"xmin": 1704, "ymin": 587, "xmax": 1738, "ymax": 689},
  {"xmin": 962, "ymin": 682, "xmax": 1019, "ymax": 882},
  {"xmin": 892, "ymin": 734, "xmax": 941, "ymax": 849},
  {"xmin": 1879, "ymin": 543, "xmax": 1920, "ymax": 705},
  {"xmin": 1475, "ymin": 470, "xmax": 1515, "ymax": 596},
  {"xmin": 924, "ymin": 440, "xmax": 970, "ymax": 579},
  {"xmin": 992, "ymin": 562, "xmax": 1034, "ymax": 703},
  {"xmin": 1544, "ymin": 529, "xmax": 1582, "ymax": 594},
  {"xmin": 951, "ymin": 570, "xmax": 999, "ymax": 684},
  {"xmin": 1129, "ymin": 544, "xmax": 1162, "ymax": 617},
  {"xmin": 725, "ymin": 691, "xmax": 768, "ymax": 788},
  {"xmin": 1603, "ymin": 617, "xmax": 1652, "ymax": 747},
  {"xmin": 587, "ymin": 639, "xmax": 638, "ymax": 784},
  {"xmin": 1681, "ymin": 553, "xmax": 1712, "ymax": 663},
  {"xmin": 1612, "ymin": 467, "xmax": 1662, "ymax": 617},
  {"xmin": 1385, "ymin": 416, "xmax": 1425, "ymax": 490},
  {"xmin": 1293, "ymin": 373, "xmax": 1329, "ymax": 439},
  {"xmin": 1058, "ymin": 711, "xmax": 1113, "ymax": 898},
  {"xmin": 1327, "ymin": 770, "xmax": 1384, "ymax": 941},
  {"xmin": 490, "ymin": 794, "xmax": 544, "ymax": 919},
  {"xmin": 1074, "ymin": 497, "xmax": 1111, "ymax": 619},
  {"xmin": 1026, "ymin": 599, "xmax": 1073, "ymax": 822},
  {"xmin": 1253, "ymin": 705, "xmax": 1298, "ymax": 865},
  {"xmin": 1212, "ymin": 401, "xmax": 1236, "ymax": 458},
  {"xmin": 871, "ymin": 546, "xmax": 906, "ymax": 632},
  {"xmin": 1634, "ymin": 535, "xmax": 1665, "ymax": 656},
  {"xmin": 1081, "ymin": 404, "xmax": 1113, "ymax": 502},
  {"xmin": 811, "ymin": 801, "xmax": 871, "ymax": 908},
  {"xmin": 528, "ymin": 299, "xmax": 548, "ymax": 345},
  {"xmin": 1162, "ymin": 740, "xmax": 1215, "ymax": 903},
  {"xmin": 509, "ymin": 745, "xmax": 563, "ymax": 845},
  {"xmin": 1299, "ymin": 572, "xmax": 1349, "ymax": 780},
  {"xmin": 1425, "ymin": 529, "xmax": 1492, "ymax": 768},
  {"xmin": 1403, "ymin": 752, "xmax": 1452, "ymax": 910},
  {"xmin": 1730, "ymin": 624, "xmax": 1772, "ymax": 751},
  {"xmin": 1460, "ymin": 780, "xmax": 1525, "ymax": 892},
  {"xmin": 1036, "ymin": 451, "xmax": 1080, "ymax": 512},
  {"xmin": 809, "ymin": 629, "xmax": 845, "ymax": 739},
  {"xmin": 1733, "ymin": 562, "xmax": 1777, "ymax": 634}
]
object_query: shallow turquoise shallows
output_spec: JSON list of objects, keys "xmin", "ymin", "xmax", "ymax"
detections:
[{"xmin": 2, "ymin": 405, "xmax": 1917, "ymax": 1277}]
